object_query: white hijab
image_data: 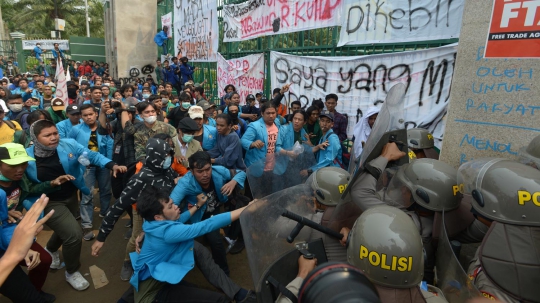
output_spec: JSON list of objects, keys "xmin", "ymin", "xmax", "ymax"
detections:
[{"xmin": 353, "ymin": 107, "xmax": 380, "ymax": 157}]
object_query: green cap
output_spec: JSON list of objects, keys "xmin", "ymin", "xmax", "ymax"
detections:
[{"xmin": 0, "ymin": 143, "xmax": 35, "ymax": 165}]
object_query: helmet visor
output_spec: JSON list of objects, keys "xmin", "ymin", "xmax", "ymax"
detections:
[{"xmin": 385, "ymin": 170, "xmax": 414, "ymax": 209}]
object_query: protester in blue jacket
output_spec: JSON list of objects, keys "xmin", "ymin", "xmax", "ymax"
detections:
[
  {"xmin": 188, "ymin": 106, "xmax": 217, "ymax": 151},
  {"xmin": 241, "ymin": 103, "xmax": 279, "ymax": 168},
  {"xmin": 130, "ymin": 186, "xmax": 255, "ymax": 302},
  {"xmin": 170, "ymin": 151, "xmax": 245, "ymax": 276},
  {"xmin": 33, "ymin": 43, "xmax": 45, "ymax": 63},
  {"xmin": 301, "ymin": 112, "xmax": 343, "ymax": 176},
  {"xmin": 68, "ymin": 104, "xmax": 114, "ymax": 241},
  {"xmin": 179, "ymin": 57, "xmax": 197, "ymax": 84},
  {"xmin": 25, "ymin": 119, "xmax": 126, "ymax": 291},
  {"xmin": 153, "ymin": 26, "xmax": 170, "ymax": 56}
]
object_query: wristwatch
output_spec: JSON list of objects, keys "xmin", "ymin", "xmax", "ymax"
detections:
[{"xmin": 195, "ymin": 204, "xmax": 201, "ymax": 210}]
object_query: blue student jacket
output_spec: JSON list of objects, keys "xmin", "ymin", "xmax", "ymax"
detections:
[
  {"xmin": 241, "ymin": 118, "xmax": 279, "ymax": 167},
  {"xmin": 33, "ymin": 47, "xmax": 42, "ymax": 57},
  {"xmin": 202, "ymin": 124, "xmax": 217, "ymax": 151},
  {"xmin": 129, "ymin": 212, "xmax": 231, "ymax": 291},
  {"xmin": 68, "ymin": 123, "xmax": 114, "ymax": 159},
  {"xmin": 207, "ymin": 117, "xmax": 217, "ymax": 128},
  {"xmin": 153, "ymin": 31, "xmax": 168, "ymax": 46},
  {"xmin": 310, "ymin": 130, "xmax": 343, "ymax": 172},
  {"xmin": 274, "ymin": 123, "xmax": 307, "ymax": 175},
  {"xmin": 56, "ymin": 119, "xmax": 80, "ymax": 139},
  {"xmin": 25, "ymin": 139, "xmax": 112, "ymax": 195},
  {"xmin": 170, "ymin": 166, "xmax": 246, "ymax": 223}
]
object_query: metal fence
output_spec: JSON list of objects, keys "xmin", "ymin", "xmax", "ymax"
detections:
[{"xmin": 157, "ymin": 0, "xmax": 458, "ymax": 105}]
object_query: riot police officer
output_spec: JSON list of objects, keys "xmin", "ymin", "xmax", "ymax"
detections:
[
  {"xmin": 407, "ymin": 128, "xmax": 439, "ymax": 159},
  {"xmin": 518, "ymin": 134, "xmax": 540, "ymax": 169},
  {"xmin": 458, "ymin": 158, "xmax": 540, "ymax": 303},
  {"xmin": 347, "ymin": 142, "xmax": 487, "ymax": 282},
  {"xmin": 307, "ymin": 167, "xmax": 350, "ymax": 262},
  {"xmin": 341, "ymin": 206, "xmax": 447, "ymax": 303}
]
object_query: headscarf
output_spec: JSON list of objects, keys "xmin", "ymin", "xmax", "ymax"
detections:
[
  {"xmin": 30, "ymin": 120, "xmax": 57, "ymax": 158},
  {"xmin": 353, "ymin": 107, "xmax": 380, "ymax": 158}
]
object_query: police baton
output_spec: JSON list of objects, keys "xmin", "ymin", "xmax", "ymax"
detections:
[{"xmin": 281, "ymin": 210, "xmax": 343, "ymax": 243}]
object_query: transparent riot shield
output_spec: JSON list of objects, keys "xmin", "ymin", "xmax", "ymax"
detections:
[
  {"xmin": 436, "ymin": 211, "xmax": 481, "ymax": 302},
  {"xmin": 240, "ymin": 184, "xmax": 329, "ymax": 302},
  {"xmin": 247, "ymin": 143, "xmax": 316, "ymax": 199},
  {"xmin": 342, "ymin": 83, "xmax": 408, "ymax": 198}
]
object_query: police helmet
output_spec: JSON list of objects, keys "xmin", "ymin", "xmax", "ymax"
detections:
[
  {"xmin": 518, "ymin": 134, "xmax": 540, "ymax": 170},
  {"xmin": 457, "ymin": 158, "xmax": 540, "ymax": 226},
  {"xmin": 385, "ymin": 159, "xmax": 460, "ymax": 211},
  {"xmin": 347, "ymin": 206, "xmax": 424, "ymax": 288},
  {"xmin": 310, "ymin": 167, "xmax": 350, "ymax": 206},
  {"xmin": 407, "ymin": 128, "xmax": 434, "ymax": 150}
]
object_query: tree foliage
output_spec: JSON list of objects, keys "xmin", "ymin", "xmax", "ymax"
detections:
[{"xmin": 1, "ymin": 0, "xmax": 105, "ymax": 38}]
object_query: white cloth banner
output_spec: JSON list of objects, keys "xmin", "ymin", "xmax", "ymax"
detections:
[
  {"xmin": 217, "ymin": 53, "xmax": 265, "ymax": 105},
  {"xmin": 270, "ymin": 44, "xmax": 458, "ymax": 147},
  {"xmin": 23, "ymin": 40, "xmax": 69, "ymax": 50},
  {"xmin": 161, "ymin": 12, "xmax": 172, "ymax": 38},
  {"xmin": 338, "ymin": 0, "xmax": 464, "ymax": 47},
  {"xmin": 173, "ymin": 0, "xmax": 218, "ymax": 62},
  {"xmin": 55, "ymin": 58, "xmax": 68, "ymax": 109},
  {"xmin": 223, "ymin": 0, "xmax": 343, "ymax": 42}
]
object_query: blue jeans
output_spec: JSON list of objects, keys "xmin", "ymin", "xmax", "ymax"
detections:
[
  {"xmin": 162, "ymin": 40, "xmax": 168, "ymax": 56},
  {"xmin": 80, "ymin": 166, "xmax": 112, "ymax": 229}
]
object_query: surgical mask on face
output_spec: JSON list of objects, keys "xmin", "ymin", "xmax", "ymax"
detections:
[
  {"xmin": 27, "ymin": 78, "xmax": 32, "ymax": 82},
  {"xmin": 30, "ymin": 105, "xmax": 39, "ymax": 111},
  {"xmin": 8, "ymin": 104, "xmax": 23, "ymax": 112},
  {"xmin": 181, "ymin": 102, "xmax": 191, "ymax": 109},
  {"xmin": 0, "ymin": 172, "xmax": 12, "ymax": 182},
  {"xmin": 162, "ymin": 98, "xmax": 169, "ymax": 104},
  {"xmin": 51, "ymin": 87, "xmax": 56, "ymax": 93},
  {"xmin": 142, "ymin": 93, "xmax": 150, "ymax": 99},
  {"xmin": 182, "ymin": 134, "xmax": 194, "ymax": 143},
  {"xmin": 143, "ymin": 115, "xmax": 157, "ymax": 124},
  {"xmin": 162, "ymin": 156, "xmax": 172, "ymax": 169}
]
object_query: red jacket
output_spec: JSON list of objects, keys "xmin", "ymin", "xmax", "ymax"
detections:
[{"xmin": 78, "ymin": 65, "xmax": 92, "ymax": 76}]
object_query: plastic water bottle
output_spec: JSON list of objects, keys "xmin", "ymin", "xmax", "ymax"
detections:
[{"xmin": 78, "ymin": 152, "xmax": 91, "ymax": 166}]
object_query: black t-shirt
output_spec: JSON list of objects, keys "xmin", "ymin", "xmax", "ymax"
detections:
[
  {"xmin": 201, "ymin": 180, "xmax": 218, "ymax": 213},
  {"xmin": 194, "ymin": 133, "xmax": 204, "ymax": 147},
  {"xmin": 294, "ymin": 131, "xmax": 302, "ymax": 144},
  {"xmin": 166, "ymin": 107, "xmax": 188, "ymax": 129},
  {"xmin": 36, "ymin": 152, "xmax": 77, "ymax": 200},
  {"xmin": 306, "ymin": 123, "xmax": 315, "ymax": 134},
  {"xmin": 1, "ymin": 182, "xmax": 21, "ymax": 212}
]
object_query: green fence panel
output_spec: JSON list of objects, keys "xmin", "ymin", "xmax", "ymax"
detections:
[{"xmin": 69, "ymin": 36, "xmax": 106, "ymax": 63}]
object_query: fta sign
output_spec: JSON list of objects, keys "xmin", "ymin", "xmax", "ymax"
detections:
[{"xmin": 485, "ymin": 0, "xmax": 540, "ymax": 58}]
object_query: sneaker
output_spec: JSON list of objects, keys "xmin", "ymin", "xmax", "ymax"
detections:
[
  {"xmin": 125, "ymin": 221, "xmax": 132, "ymax": 228},
  {"xmin": 40, "ymin": 291, "xmax": 56, "ymax": 303},
  {"xmin": 65, "ymin": 271, "xmax": 90, "ymax": 291},
  {"xmin": 124, "ymin": 228, "xmax": 132, "ymax": 240},
  {"xmin": 99, "ymin": 213, "xmax": 105, "ymax": 218},
  {"xmin": 120, "ymin": 260, "xmax": 133, "ymax": 281},
  {"xmin": 229, "ymin": 239, "xmax": 245, "ymax": 255},
  {"xmin": 226, "ymin": 239, "xmax": 237, "ymax": 254},
  {"xmin": 45, "ymin": 248, "xmax": 65, "ymax": 270},
  {"xmin": 83, "ymin": 228, "xmax": 95, "ymax": 241}
]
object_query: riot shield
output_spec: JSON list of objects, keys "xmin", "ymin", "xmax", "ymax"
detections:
[
  {"xmin": 342, "ymin": 83, "xmax": 408, "ymax": 198},
  {"xmin": 246, "ymin": 143, "xmax": 316, "ymax": 199},
  {"xmin": 436, "ymin": 211, "xmax": 481, "ymax": 302},
  {"xmin": 240, "ymin": 184, "xmax": 329, "ymax": 302}
]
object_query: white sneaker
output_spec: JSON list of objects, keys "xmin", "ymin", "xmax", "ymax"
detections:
[
  {"xmin": 45, "ymin": 248, "xmax": 65, "ymax": 269},
  {"xmin": 65, "ymin": 271, "xmax": 90, "ymax": 291}
]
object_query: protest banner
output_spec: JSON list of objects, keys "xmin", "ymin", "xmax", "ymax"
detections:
[
  {"xmin": 338, "ymin": 0, "xmax": 464, "ymax": 47},
  {"xmin": 55, "ymin": 58, "xmax": 68, "ymax": 109},
  {"xmin": 484, "ymin": 0, "xmax": 540, "ymax": 58},
  {"xmin": 161, "ymin": 12, "xmax": 172, "ymax": 38},
  {"xmin": 217, "ymin": 53, "xmax": 265, "ymax": 105},
  {"xmin": 173, "ymin": 0, "xmax": 218, "ymax": 62},
  {"xmin": 270, "ymin": 44, "xmax": 458, "ymax": 147},
  {"xmin": 23, "ymin": 40, "xmax": 69, "ymax": 50},
  {"xmin": 223, "ymin": 0, "xmax": 342, "ymax": 42}
]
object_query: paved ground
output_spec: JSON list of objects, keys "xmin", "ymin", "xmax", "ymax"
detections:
[{"xmin": 0, "ymin": 208, "xmax": 254, "ymax": 303}]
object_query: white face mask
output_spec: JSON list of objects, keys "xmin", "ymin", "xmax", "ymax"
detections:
[
  {"xmin": 8, "ymin": 104, "xmax": 23, "ymax": 112},
  {"xmin": 143, "ymin": 115, "xmax": 157, "ymax": 124}
]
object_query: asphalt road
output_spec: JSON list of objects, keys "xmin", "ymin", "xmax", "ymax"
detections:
[{"xmin": 0, "ymin": 208, "xmax": 254, "ymax": 303}]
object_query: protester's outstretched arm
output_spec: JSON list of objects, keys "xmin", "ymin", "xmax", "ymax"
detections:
[{"xmin": 0, "ymin": 194, "xmax": 53, "ymax": 286}]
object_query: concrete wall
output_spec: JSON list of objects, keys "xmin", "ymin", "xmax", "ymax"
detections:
[
  {"xmin": 440, "ymin": 0, "xmax": 540, "ymax": 168},
  {"xmin": 105, "ymin": 0, "xmax": 157, "ymax": 82}
]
